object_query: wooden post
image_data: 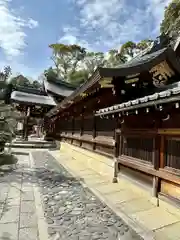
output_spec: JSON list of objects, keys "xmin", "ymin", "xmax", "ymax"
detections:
[
  {"xmin": 22, "ymin": 117, "xmax": 26, "ymax": 139},
  {"xmin": 160, "ymin": 135, "xmax": 165, "ymax": 168},
  {"xmin": 71, "ymin": 117, "xmax": 74, "ymax": 144},
  {"xmin": 80, "ymin": 112, "xmax": 83, "ymax": 147},
  {"xmin": 92, "ymin": 114, "xmax": 96, "ymax": 150},
  {"xmin": 24, "ymin": 107, "xmax": 30, "ymax": 141},
  {"xmin": 152, "ymin": 132, "xmax": 161, "ymax": 204},
  {"xmin": 112, "ymin": 127, "xmax": 121, "ymax": 183}
]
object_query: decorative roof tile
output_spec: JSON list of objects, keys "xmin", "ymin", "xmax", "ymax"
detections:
[{"xmin": 96, "ymin": 85, "xmax": 180, "ymax": 115}]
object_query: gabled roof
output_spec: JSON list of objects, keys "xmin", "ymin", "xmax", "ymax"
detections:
[
  {"xmin": 15, "ymin": 85, "xmax": 47, "ymax": 96},
  {"xmin": 44, "ymin": 79, "xmax": 74, "ymax": 97},
  {"xmin": 46, "ymin": 46, "xmax": 180, "ymax": 117},
  {"xmin": 46, "ymin": 76, "xmax": 76, "ymax": 90},
  {"xmin": 11, "ymin": 91, "xmax": 56, "ymax": 106}
]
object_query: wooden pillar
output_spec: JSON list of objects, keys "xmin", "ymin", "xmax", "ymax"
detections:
[
  {"xmin": 80, "ymin": 112, "xmax": 83, "ymax": 147},
  {"xmin": 152, "ymin": 130, "xmax": 161, "ymax": 204},
  {"xmin": 22, "ymin": 117, "xmax": 26, "ymax": 139},
  {"xmin": 112, "ymin": 115, "xmax": 121, "ymax": 183},
  {"xmin": 71, "ymin": 117, "xmax": 74, "ymax": 144},
  {"xmin": 159, "ymin": 135, "xmax": 165, "ymax": 168},
  {"xmin": 92, "ymin": 114, "xmax": 96, "ymax": 150},
  {"xmin": 24, "ymin": 107, "xmax": 30, "ymax": 141}
]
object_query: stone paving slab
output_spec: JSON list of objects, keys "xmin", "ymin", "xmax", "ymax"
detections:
[
  {"xmin": 21, "ymin": 190, "xmax": 35, "ymax": 201},
  {"xmin": 154, "ymin": 222, "xmax": 180, "ymax": 240},
  {"xmin": 0, "ymin": 153, "xmax": 39, "ymax": 240},
  {"xmin": 0, "ymin": 205, "xmax": 19, "ymax": 223},
  {"xmin": 0, "ymin": 222, "xmax": 18, "ymax": 240},
  {"xmin": 31, "ymin": 150, "xmax": 141, "ymax": 240},
  {"xmin": 21, "ymin": 200, "xmax": 36, "ymax": 213},
  {"xmin": 19, "ymin": 227, "xmax": 39, "ymax": 240},
  {"xmin": 131, "ymin": 207, "xmax": 180, "ymax": 231},
  {"xmin": 20, "ymin": 212, "xmax": 37, "ymax": 228}
]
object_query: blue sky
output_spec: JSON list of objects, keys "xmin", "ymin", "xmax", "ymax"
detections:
[{"xmin": 0, "ymin": 0, "xmax": 171, "ymax": 80}]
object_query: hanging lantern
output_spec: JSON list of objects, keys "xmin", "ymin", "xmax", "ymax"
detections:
[
  {"xmin": 118, "ymin": 113, "xmax": 121, "ymax": 117},
  {"xmin": 159, "ymin": 105, "xmax": 163, "ymax": 111},
  {"xmin": 135, "ymin": 110, "xmax": 138, "ymax": 114},
  {"xmin": 175, "ymin": 102, "xmax": 179, "ymax": 108},
  {"xmin": 126, "ymin": 112, "xmax": 128, "ymax": 116},
  {"xmin": 146, "ymin": 108, "xmax": 149, "ymax": 113}
]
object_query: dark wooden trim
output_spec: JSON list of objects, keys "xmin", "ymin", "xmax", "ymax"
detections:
[
  {"xmin": 160, "ymin": 136, "xmax": 165, "ymax": 168},
  {"xmin": 118, "ymin": 155, "xmax": 155, "ymax": 175},
  {"xmin": 114, "ymin": 128, "xmax": 120, "ymax": 158},
  {"xmin": 118, "ymin": 155, "xmax": 180, "ymax": 186},
  {"xmin": 93, "ymin": 115, "xmax": 96, "ymax": 150},
  {"xmin": 122, "ymin": 128, "xmax": 157, "ymax": 136}
]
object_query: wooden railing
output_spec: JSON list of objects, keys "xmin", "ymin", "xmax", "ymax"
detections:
[{"xmin": 51, "ymin": 116, "xmax": 180, "ymax": 202}]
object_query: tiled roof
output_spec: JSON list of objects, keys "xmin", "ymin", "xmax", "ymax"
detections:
[
  {"xmin": 43, "ymin": 80, "xmax": 74, "ymax": 97},
  {"xmin": 96, "ymin": 84, "xmax": 180, "ymax": 116},
  {"xmin": 11, "ymin": 91, "xmax": 57, "ymax": 106}
]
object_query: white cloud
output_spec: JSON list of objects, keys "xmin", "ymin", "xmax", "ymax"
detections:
[
  {"xmin": 68, "ymin": 0, "xmax": 172, "ymax": 51},
  {"xmin": 0, "ymin": 0, "xmax": 38, "ymax": 58},
  {"xmin": 59, "ymin": 26, "xmax": 93, "ymax": 51}
]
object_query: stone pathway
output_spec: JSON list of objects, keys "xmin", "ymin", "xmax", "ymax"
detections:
[
  {"xmin": 0, "ymin": 150, "xmax": 141, "ymax": 240},
  {"xmin": 32, "ymin": 150, "xmax": 141, "ymax": 240},
  {"xmin": 0, "ymin": 152, "xmax": 38, "ymax": 240}
]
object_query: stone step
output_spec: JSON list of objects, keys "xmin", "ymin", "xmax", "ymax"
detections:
[{"xmin": 6, "ymin": 141, "xmax": 57, "ymax": 149}]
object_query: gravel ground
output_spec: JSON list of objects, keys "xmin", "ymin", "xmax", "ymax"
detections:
[{"xmin": 32, "ymin": 151, "xmax": 142, "ymax": 240}]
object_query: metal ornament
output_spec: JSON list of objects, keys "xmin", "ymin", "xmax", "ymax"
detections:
[
  {"xmin": 149, "ymin": 61, "xmax": 175, "ymax": 87},
  {"xmin": 175, "ymin": 102, "xmax": 179, "ymax": 108}
]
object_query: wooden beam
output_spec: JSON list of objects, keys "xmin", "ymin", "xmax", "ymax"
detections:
[
  {"xmin": 158, "ymin": 128, "xmax": 180, "ymax": 135},
  {"xmin": 160, "ymin": 136, "xmax": 165, "ymax": 168}
]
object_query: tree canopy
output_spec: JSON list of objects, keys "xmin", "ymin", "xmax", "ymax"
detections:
[
  {"xmin": 10, "ymin": 74, "xmax": 41, "ymax": 89},
  {"xmin": 119, "ymin": 40, "xmax": 153, "ymax": 59},
  {"xmin": 49, "ymin": 43, "xmax": 86, "ymax": 80},
  {"xmin": 47, "ymin": 39, "xmax": 156, "ymax": 86},
  {"xmin": 160, "ymin": 0, "xmax": 180, "ymax": 36}
]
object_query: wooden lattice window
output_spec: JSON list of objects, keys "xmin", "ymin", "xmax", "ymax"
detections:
[
  {"xmin": 122, "ymin": 135, "xmax": 154, "ymax": 163},
  {"xmin": 165, "ymin": 138, "xmax": 180, "ymax": 170},
  {"xmin": 73, "ymin": 118, "xmax": 81, "ymax": 134},
  {"xmin": 83, "ymin": 117, "xmax": 93, "ymax": 135},
  {"xmin": 96, "ymin": 117, "xmax": 116, "ymax": 137}
]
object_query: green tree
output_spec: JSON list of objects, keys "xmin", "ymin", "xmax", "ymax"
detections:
[
  {"xmin": 10, "ymin": 75, "xmax": 31, "ymax": 87},
  {"xmin": 160, "ymin": 0, "xmax": 180, "ymax": 36},
  {"xmin": 68, "ymin": 69, "xmax": 89, "ymax": 86},
  {"xmin": 119, "ymin": 40, "xmax": 153, "ymax": 59},
  {"xmin": 0, "ymin": 66, "xmax": 12, "ymax": 91},
  {"xmin": 119, "ymin": 41, "xmax": 137, "ymax": 58},
  {"xmin": 44, "ymin": 67, "xmax": 58, "ymax": 81},
  {"xmin": 83, "ymin": 52, "xmax": 106, "ymax": 74},
  {"xmin": 136, "ymin": 39, "xmax": 153, "ymax": 50},
  {"xmin": 106, "ymin": 49, "xmax": 127, "ymax": 67},
  {"xmin": 49, "ymin": 43, "xmax": 86, "ymax": 80},
  {"xmin": 32, "ymin": 80, "xmax": 41, "ymax": 89},
  {"xmin": 3, "ymin": 66, "xmax": 12, "ymax": 80}
]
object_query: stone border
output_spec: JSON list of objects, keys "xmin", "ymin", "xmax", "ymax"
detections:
[
  {"xmin": 29, "ymin": 152, "xmax": 49, "ymax": 240},
  {"xmin": 50, "ymin": 152, "xmax": 156, "ymax": 240}
]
